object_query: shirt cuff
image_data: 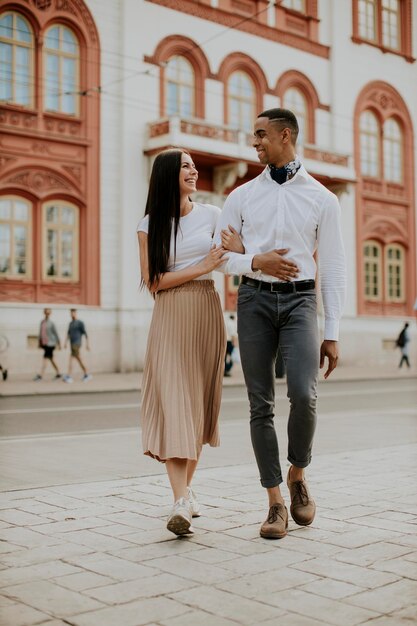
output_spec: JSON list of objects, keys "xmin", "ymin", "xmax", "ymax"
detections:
[
  {"xmin": 225, "ymin": 253, "xmax": 254, "ymax": 275},
  {"xmin": 324, "ymin": 319, "xmax": 340, "ymax": 341}
]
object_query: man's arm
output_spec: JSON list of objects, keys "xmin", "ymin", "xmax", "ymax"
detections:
[
  {"xmin": 317, "ymin": 193, "xmax": 347, "ymax": 378},
  {"xmin": 52, "ymin": 322, "xmax": 61, "ymax": 349},
  {"xmin": 214, "ymin": 191, "xmax": 299, "ymax": 280},
  {"xmin": 64, "ymin": 324, "xmax": 70, "ymax": 349},
  {"xmin": 213, "ymin": 191, "xmax": 254, "ymax": 275},
  {"xmin": 81, "ymin": 322, "xmax": 90, "ymax": 350}
]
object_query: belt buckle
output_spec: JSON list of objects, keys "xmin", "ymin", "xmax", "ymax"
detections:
[{"xmin": 270, "ymin": 282, "xmax": 279, "ymax": 292}]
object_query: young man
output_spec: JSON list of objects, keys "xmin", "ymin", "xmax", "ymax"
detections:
[
  {"xmin": 215, "ymin": 108, "xmax": 346, "ymax": 539},
  {"xmin": 34, "ymin": 308, "xmax": 62, "ymax": 381},
  {"xmin": 63, "ymin": 309, "xmax": 92, "ymax": 383}
]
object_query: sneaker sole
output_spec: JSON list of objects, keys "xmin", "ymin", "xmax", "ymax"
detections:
[{"xmin": 167, "ymin": 514, "xmax": 193, "ymax": 536}]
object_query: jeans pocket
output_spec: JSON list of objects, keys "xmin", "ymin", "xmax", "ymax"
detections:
[{"xmin": 237, "ymin": 285, "xmax": 257, "ymax": 305}]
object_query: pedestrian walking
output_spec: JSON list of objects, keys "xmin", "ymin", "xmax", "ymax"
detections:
[
  {"xmin": 224, "ymin": 313, "xmax": 238, "ymax": 377},
  {"xmin": 33, "ymin": 308, "xmax": 62, "ymax": 381},
  {"xmin": 216, "ymin": 107, "xmax": 347, "ymax": 539},
  {"xmin": 396, "ymin": 322, "xmax": 411, "ymax": 368},
  {"xmin": 63, "ymin": 309, "xmax": 92, "ymax": 383},
  {"xmin": 137, "ymin": 148, "xmax": 226, "ymax": 536}
]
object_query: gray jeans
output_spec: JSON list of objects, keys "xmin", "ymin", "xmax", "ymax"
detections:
[{"xmin": 237, "ymin": 283, "xmax": 319, "ymax": 488}]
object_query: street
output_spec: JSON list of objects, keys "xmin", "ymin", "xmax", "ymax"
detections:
[
  {"xmin": 1, "ymin": 376, "xmax": 417, "ymax": 626},
  {"xmin": 0, "ymin": 378, "xmax": 416, "ymax": 491}
]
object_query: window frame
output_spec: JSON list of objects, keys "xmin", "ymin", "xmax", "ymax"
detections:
[
  {"xmin": 359, "ymin": 110, "xmax": 381, "ymax": 178},
  {"xmin": 0, "ymin": 195, "xmax": 32, "ymax": 280},
  {"xmin": 227, "ymin": 70, "xmax": 256, "ymax": 132},
  {"xmin": 281, "ymin": 0, "xmax": 307, "ymax": 13},
  {"xmin": 283, "ymin": 87, "xmax": 308, "ymax": 146},
  {"xmin": 42, "ymin": 200, "xmax": 79, "ymax": 283},
  {"xmin": 383, "ymin": 117, "xmax": 403, "ymax": 183},
  {"xmin": 363, "ymin": 239, "xmax": 383, "ymax": 302},
  {"xmin": 165, "ymin": 54, "xmax": 195, "ymax": 118},
  {"xmin": 352, "ymin": 0, "xmax": 413, "ymax": 61},
  {"xmin": 43, "ymin": 23, "xmax": 80, "ymax": 117},
  {"xmin": 0, "ymin": 11, "xmax": 34, "ymax": 108},
  {"xmin": 385, "ymin": 243, "xmax": 405, "ymax": 303}
]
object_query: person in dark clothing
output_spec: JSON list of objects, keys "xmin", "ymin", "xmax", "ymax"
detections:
[
  {"xmin": 396, "ymin": 322, "xmax": 411, "ymax": 369},
  {"xmin": 33, "ymin": 308, "xmax": 62, "ymax": 381},
  {"xmin": 63, "ymin": 309, "xmax": 92, "ymax": 382}
]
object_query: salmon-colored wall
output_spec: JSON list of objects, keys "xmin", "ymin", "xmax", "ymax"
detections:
[
  {"xmin": 0, "ymin": 0, "xmax": 101, "ymax": 305},
  {"xmin": 354, "ymin": 81, "xmax": 416, "ymax": 317}
]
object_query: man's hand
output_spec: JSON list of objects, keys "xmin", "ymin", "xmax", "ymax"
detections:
[
  {"xmin": 252, "ymin": 249, "xmax": 299, "ymax": 281},
  {"xmin": 320, "ymin": 340, "xmax": 339, "ymax": 379}
]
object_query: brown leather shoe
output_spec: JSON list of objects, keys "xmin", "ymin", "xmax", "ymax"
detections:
[
  {"xmin": 287, "ymin": 468, "xmax": 316, "ymax": 526},
  {"xmin": 260, "ymin": 503, "xmax": 288, "ymax": 539}
]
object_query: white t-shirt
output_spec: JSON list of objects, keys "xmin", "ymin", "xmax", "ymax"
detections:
[{"xmin": 137, "ymin": 202, "xmax": 221, "ymax": 280}]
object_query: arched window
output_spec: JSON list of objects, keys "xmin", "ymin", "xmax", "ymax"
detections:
[
  {"xmin": 43, "ymin": 201, "xmax": 79, "ymax": 281},
  {"xmin": 363, "ymin": 240, "xmax": 382, "ymax": 301},
  {"xmin": 385, "ymin": 243, "xmax": 405, "ymax": 302},
  {"xmin": 383, "ymin": 118, "xmax": 402, "ymax": 183},
  {"xmin": 0, "ymin": 12, "xmax": 33, "ymax": 106},
  {"xmin": 0, "ymin": 196, "xmax": 31, "ymax": 278},
  {"xmin": 283, "ymin": 87, "xmax": 308, "ymax": 145},
  {"xmin": 228, "ymin": 71, "xmax": 255, "ymax": 132},
  {"xmin": 360, "ymin": 111, "xmax": 380, "ymax": 177},
  {"xmin": 165, "ymin": 55, "xmax": 195, "ymax": 117},
  {"xmin": 44, "ymin": 25, "xmax": 79, "ymax": 115}
]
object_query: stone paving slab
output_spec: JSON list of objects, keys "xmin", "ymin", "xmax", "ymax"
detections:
[{"xmin": 0, "ymin": 443, "xmax": 417, "ymax": 625}]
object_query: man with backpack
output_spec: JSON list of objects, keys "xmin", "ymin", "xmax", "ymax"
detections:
[{"xmin": 396, "ymin": 322, "xmax": 411, "ymax": 369}]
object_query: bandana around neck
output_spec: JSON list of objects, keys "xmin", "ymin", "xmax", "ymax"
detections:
[{"xmin": 269, "ymin": 156, "xmax": 302, "ymax": 185}]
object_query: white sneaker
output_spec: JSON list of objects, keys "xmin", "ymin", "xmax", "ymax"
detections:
[
  {"xmin": 167, "ymin": 497, "xmax": 193, "ymax": 536},
  {"xmin": 187, "ymin": 486, "xmax": 201, "ymax": 518},
  {"xmin": 63, "ymin": 376, "xmax": 73, "ymax": 383},
  {"xmin": 82, "ymin": 374, "xmax": 92, "ymax": 382}
]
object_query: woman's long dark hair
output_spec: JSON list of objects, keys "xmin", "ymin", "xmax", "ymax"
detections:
[{"xmin": 145, "ymin": 148, "xmax": 189, "ymax": 287}]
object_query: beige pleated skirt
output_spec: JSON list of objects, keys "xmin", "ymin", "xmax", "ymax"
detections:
[{"xmin": 140, "ymin": 279, "xmax": 226, "ymax": 462}]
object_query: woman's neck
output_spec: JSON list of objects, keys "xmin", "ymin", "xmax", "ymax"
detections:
[{"xmin": 180, "ymin": 196, "xmax": 193, "ymax": 217}]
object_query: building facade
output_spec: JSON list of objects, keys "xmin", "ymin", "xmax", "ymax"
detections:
[{"xmin": 0, "ymin": 0, "xmax": 416, "ymax": 374}]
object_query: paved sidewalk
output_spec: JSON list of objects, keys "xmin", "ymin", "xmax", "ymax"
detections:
[
  {"xmin": 1, "ymin": 362, "xmax": 416, "ymax": 396},
  {"xmin": 1, "ymin": 443, "xmax": 417, "ymax": 626}
]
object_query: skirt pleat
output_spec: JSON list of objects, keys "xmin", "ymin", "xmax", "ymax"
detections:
[{"xmin": 140, "ymin": 279, "xmax": 226, "ymax": 462}]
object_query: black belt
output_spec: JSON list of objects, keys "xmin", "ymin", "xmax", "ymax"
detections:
[{"xmin": 241, "ymin": 276, "xmax": 315, "ymax": 293}]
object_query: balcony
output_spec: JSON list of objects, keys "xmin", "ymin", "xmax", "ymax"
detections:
[{"xmin": 144, "ymin": 116, "xmax": 355, "ymax": 186}]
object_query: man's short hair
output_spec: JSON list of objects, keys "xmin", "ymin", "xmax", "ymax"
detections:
[
  {"xmin": 70, "ymin": 308, "xmax": 77, "ymax": 313},
  {"xmin": 257, "ymin": 108, "xmax": 299, "ymax": 144}
]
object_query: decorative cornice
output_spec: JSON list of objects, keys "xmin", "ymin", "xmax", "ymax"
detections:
[
  {"xmin": 145, "ymin": 0, "xmax": 330, "ymax": 59},
  {"xmin": 3, "ymin": 168, "xmax": 77, "ymax": 195}
]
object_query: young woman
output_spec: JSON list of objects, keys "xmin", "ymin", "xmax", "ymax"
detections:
[{"xmin": 137, "ymin": 148, "xmax": 227, "ymax": 536}]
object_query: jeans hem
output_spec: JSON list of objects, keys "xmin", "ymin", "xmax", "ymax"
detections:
[
  {"xmin": 261, "ymin": 476, "xmax": 283, "ymax": 488},
  {"xmin": 287, "ymin": 457, "xmax": 311, "ymax": 469}
]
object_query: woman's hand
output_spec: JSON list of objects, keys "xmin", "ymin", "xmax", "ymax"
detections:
[
  {"xmin": 221, "ymin": 225, "xmax": 244, "ymax": 253},
  {"xmin": 198, "ymin": 245, "xmax": 228, "ymax": 273}
]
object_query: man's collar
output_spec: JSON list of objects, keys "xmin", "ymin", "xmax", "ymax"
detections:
[{"xmin": 261, "ymin": 162, "xmax": 308, "ymax": 183}]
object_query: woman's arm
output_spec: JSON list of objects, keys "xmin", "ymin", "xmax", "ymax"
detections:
[
  {"xmin": 138, "ymin": 232, "xmax": 227, "ymax": 293},
  {"xmin": 221, "ymin": 225, "xmax": 245, "ymax": 253}
]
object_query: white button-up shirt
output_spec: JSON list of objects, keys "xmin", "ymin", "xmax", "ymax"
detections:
[{"xmin": 214, "ymin": 165, "xmax": 347, "ymax": 341}]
